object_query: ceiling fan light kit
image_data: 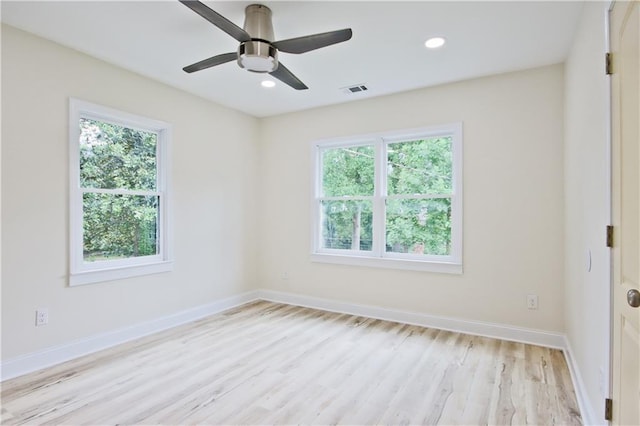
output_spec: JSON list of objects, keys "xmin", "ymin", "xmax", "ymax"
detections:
[
  {"xmin": 179, "ymin": 0, "xmax": 353, "ymax": 90},
  {"xmin": 238, "ymin": 41, "xmax": 278, "ymax": 73}
]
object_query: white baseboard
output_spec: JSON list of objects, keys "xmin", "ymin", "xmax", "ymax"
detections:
[
  {"xmin": 256, "ymin": 289, "xmax": 566, "ymax": 349},
  {"xmin": 0, "ymin": 291, "xmax": 259, "ymax": 381},
  {"xmin": 563, "ymin": 337, "xmax": 600, "ymax": 426}
]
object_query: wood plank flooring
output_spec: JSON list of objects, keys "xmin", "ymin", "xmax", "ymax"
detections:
[{"xmin": 1, "ymin": 301, "xmax": 582, "ymax": 425}]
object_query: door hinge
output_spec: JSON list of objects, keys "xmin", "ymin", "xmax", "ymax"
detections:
[
  {"xmin": 606, "ymin": 52, "xmax": 613, "ymax": 75},
  {"xmin": 606, "ymin": 225, "xmax": 614, "ymax": 248},
  {"xmin": 605, "ymin": 398, "xmax": 613, "ymax": 421}
]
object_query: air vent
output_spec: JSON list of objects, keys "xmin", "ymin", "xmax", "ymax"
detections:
[{"xmin": 341, "ymin": 84, "xmax": 369, "ymax": 95}]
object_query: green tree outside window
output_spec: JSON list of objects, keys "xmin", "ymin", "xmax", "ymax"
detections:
[
  {"xmin": 79, "ymin": 119, "xmax": 159, "ymax": 261},
  {"xmin": 319, "ymin": 137, "xmax": 453, "ymax": 256}
]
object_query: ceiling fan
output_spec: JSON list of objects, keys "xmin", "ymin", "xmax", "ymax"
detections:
[{"xmin": 179, "ymin": 0, "xmax": 353, "ymax": 90}]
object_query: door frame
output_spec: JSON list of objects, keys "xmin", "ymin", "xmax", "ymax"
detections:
[
  {"xmin": 606, "ymin": 1, "xmax": 640, "ymax": 424},
  {"xmin": 605, "ymin": 1, "xmax": 613, "ymax": 416}
]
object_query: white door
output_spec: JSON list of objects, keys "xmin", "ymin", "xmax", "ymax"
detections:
[{"xmin": 610, "ymin": 1, "xmax": 640, "ymax": 424}]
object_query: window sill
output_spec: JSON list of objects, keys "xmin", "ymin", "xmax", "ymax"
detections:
[
  {"xmin": 310, "ymin": 253, "xmax": 462, "ymax": 274},
  {"xmin": 69, "ymin": 260, "xmax": 174, "ymax": 286}
]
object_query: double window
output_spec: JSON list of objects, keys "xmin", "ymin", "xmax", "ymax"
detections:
[
  {"xmin": 69, "ymin": 99, "xmax": 172, "ymax": 285},
  {"xmin": 312, "ymin": 123, "xmax": 462, "ymax": 273}
]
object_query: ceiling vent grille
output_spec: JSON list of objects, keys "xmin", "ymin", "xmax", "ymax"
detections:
[{"xmin": 341, "ymin": 84, "xmax": 369, "ymax": 95}]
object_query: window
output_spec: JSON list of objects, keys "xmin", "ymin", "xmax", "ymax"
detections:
[
  {"xmin": 69, "ymin": 99, "xmax": 172, "ymax": 286},
  {"xmin": 312, "ymin": 123, "xmax": 462, "ymax": 273}
]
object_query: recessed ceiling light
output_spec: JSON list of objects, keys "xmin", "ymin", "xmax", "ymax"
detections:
[
  {"xmin": 425, "ymin": 37, "xmax": 446, "ymax": 49},
  {"xmin": 261, "ymin": 80, "xmax": 276, "ymax": 88}
]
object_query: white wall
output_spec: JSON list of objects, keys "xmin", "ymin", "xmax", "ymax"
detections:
[
  {"xmin": 1, "ymin": 25, "xmax": 259, "ymax": 359},
  {"xmin": 564, "ymin": 2, "xmax": 610, "ymax": 423},
  {"xmin": 257, "ymin": 64, "xmax": 566, "ymax": 332}
]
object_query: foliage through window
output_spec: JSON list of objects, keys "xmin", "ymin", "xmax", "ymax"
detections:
[
  {"xmin": 69, "ymin": 99, "xmax": 172, "ymax": 285},
  {"xmin": 80, "ymin": 119, "xmax": 159, "ymax": 261},
  {"xmin": 313, "ymin": 124, "xmax": 462, "ymax": 273}
]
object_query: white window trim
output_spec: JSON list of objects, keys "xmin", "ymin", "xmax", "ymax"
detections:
[
  {"xmin": 69, "ymin": 98, "xmax": 173, "ymax": 286},
  {"xmin": 310, "ymin": 123, "xmax": 463, "ymax": 274}
]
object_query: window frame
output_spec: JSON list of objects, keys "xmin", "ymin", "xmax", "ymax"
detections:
[
  {"xmin": 69, "ymin": 98, "xmax": 173, "ymax": 286},
  {"xmin": 311, "ymin": 123, "xmax": 463, "ymax": 274}
]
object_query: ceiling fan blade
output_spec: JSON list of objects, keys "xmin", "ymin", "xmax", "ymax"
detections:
[
  {"xmin": 179, "ymin": 0, "xmax": 251, "ymax": 43},
  {"xmin": 269, "ymin": 63, "xmax": 308, "ymax": 90},
  {"xmin": 183, "ymin": 52, "xmax": 237, "ymax": 73},
  {"xmin": 272, "ymin": 28, "xmax": 352, "ymax": 54}
]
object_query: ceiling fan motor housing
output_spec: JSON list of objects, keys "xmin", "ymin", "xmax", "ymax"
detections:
[{"xmin": 237, "ymin": 4, "xmax": 278, "ymax": 73}]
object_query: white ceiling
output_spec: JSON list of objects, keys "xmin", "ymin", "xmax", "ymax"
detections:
[{"xmin": 1, "ymin": 1, "xmax": 584, "ymax": 118}]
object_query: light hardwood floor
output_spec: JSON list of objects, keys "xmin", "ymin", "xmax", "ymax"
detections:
[{"xmin": 1, "ymin": 301, "xmax": 581, "ymax": 425}]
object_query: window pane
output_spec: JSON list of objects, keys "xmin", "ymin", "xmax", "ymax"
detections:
[
  {"xmin": 387, "ymin": 137, "xmax": 452, "ymax": 195},
  {"xmin": 386, "ymin": 198, "xmax": 451, "ymax": 256},
  {"xmin": 322, "ymin": 145, "xmax": 374, "ymax": 196},
  {"xmin": 321, "ymin": 200, "xmax": 373, "ymax": 251},
  {"xmin": 83, "ymin": 193, "xmax": 159, "ymax": 261},
  {"xmin": 80, "ymin": 118, "xmax": 157, "ymax": 190}
]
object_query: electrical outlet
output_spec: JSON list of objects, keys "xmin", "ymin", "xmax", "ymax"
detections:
[
  {"xmin": 35, "ymin": 308, "xmax": 49, "ymax": 326},
  {"xmin": 281, "ymin": 272, "xmax": 289, "ymax": 281},
  {"xmin": 527, "ymin": 295, "xmax": 538, "ymax": 310}
]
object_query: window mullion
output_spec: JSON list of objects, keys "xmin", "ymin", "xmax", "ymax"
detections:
[
  {"xmin": 318, "ymin": 195, "xmax": 372, "ymax": 202},
  {"xmin": 385, "ymin": 193, "xmax": 453, "ymax": 200},
  {"xmin": 81, "ymin": 188, "xmax": 161, "ymax": 197},
  {"xmin": 372, "ymin": 138, "xmax": 386, "ymax": 257}
]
